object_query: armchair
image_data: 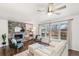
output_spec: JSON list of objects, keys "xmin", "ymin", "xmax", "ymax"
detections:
[{"xmin": 10, "ymin": 38, "xmax": 23, "ymax": 48}]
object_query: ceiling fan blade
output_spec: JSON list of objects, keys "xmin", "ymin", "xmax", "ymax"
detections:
[
  {"xmin": 55, "ymin": 5, "xmax": 66, "ymax": 11},
  {"xmin": 37, "ymin": 9, "xmax": 45, "ymax": 12},
  {"xmin": 55, "ymin": 13, "xmax": 61, "ymax": 15},
  {"xmin": 52, "ymin": 12, "xmax": 61, "ymax": 15},
  {"xmin": 37, "ymin": 10, "xmax": 42, "ymax": 12}
]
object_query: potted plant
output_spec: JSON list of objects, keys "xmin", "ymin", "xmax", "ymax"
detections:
[{"xmin": 2, "ymin": 33, "xmax": 6, "ymax": 46}]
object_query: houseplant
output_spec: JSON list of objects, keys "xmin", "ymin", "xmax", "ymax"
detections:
[{"xmin": 2, "ymin": 33, "xmax": 6, "ymax": 45}]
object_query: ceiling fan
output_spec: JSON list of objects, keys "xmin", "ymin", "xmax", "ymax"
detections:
[{"xmin": 37, "ymin": 3, "xmax": 66, "ymax": 15}]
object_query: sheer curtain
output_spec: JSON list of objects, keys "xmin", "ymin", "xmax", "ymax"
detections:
[{"xmin": 38, "ymin": 20, "xmax": 71, "ymax": 44}]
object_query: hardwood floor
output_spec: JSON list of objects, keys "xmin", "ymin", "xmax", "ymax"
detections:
[
  {"xmin": 0, "ymin": 40, "xmax": 79, "ymax": 56},
  {"xmin": 0, "ymin": 40, "xmax": 35, "ymax": 56},
  {"xmin": 68, "ymin": 49, "xmax": 79, "ymax": 56}
]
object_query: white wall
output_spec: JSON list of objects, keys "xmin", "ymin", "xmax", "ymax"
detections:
[
  {"xmin": 0, "ymin": 19, "xmax": 8, "ymax": 47},
  {"xmin": 71, "ymin": 15, "xmax": 79, "ymax": 51}
]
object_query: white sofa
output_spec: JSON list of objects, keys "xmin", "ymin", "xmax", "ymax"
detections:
[{"xmin": 28, "ymin": 40, "xmax": 68, "ymax": 56}]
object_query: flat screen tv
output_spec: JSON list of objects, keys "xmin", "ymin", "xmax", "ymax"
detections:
[{"xmin": 14, "ymin": 34, "xmax": 23, "ymax": 39}]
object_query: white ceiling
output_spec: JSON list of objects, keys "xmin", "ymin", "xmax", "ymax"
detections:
[{"xmin": 0, "ymin": 3, "xmax": 79, "ymax": 24}]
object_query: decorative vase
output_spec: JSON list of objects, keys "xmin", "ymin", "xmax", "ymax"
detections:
[{"xmin": 2, "ymin": 42, "xmax": 6, "ymax": 48}]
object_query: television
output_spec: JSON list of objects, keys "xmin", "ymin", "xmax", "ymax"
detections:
[
  {"xmin": 13, "ymin": 32, "xmax": 24, "ymax": 40},
  {"xmin": 14, "ymin": 34, "xmax": 23, "ymax": 39}
]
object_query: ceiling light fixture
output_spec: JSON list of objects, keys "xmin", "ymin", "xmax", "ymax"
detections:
[{"xmin": 48, "ymin": 12, "xmax": 52, "ymax": 16}]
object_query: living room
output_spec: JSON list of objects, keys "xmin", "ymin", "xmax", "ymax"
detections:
[{"xmin": 0, "ymin": 3, "xmax": 79, "ymax": 56}]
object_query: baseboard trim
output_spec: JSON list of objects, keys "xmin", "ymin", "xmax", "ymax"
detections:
[{"xmin": 69, "ymin": 49, "xmax": 79, "ymax": 52}]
